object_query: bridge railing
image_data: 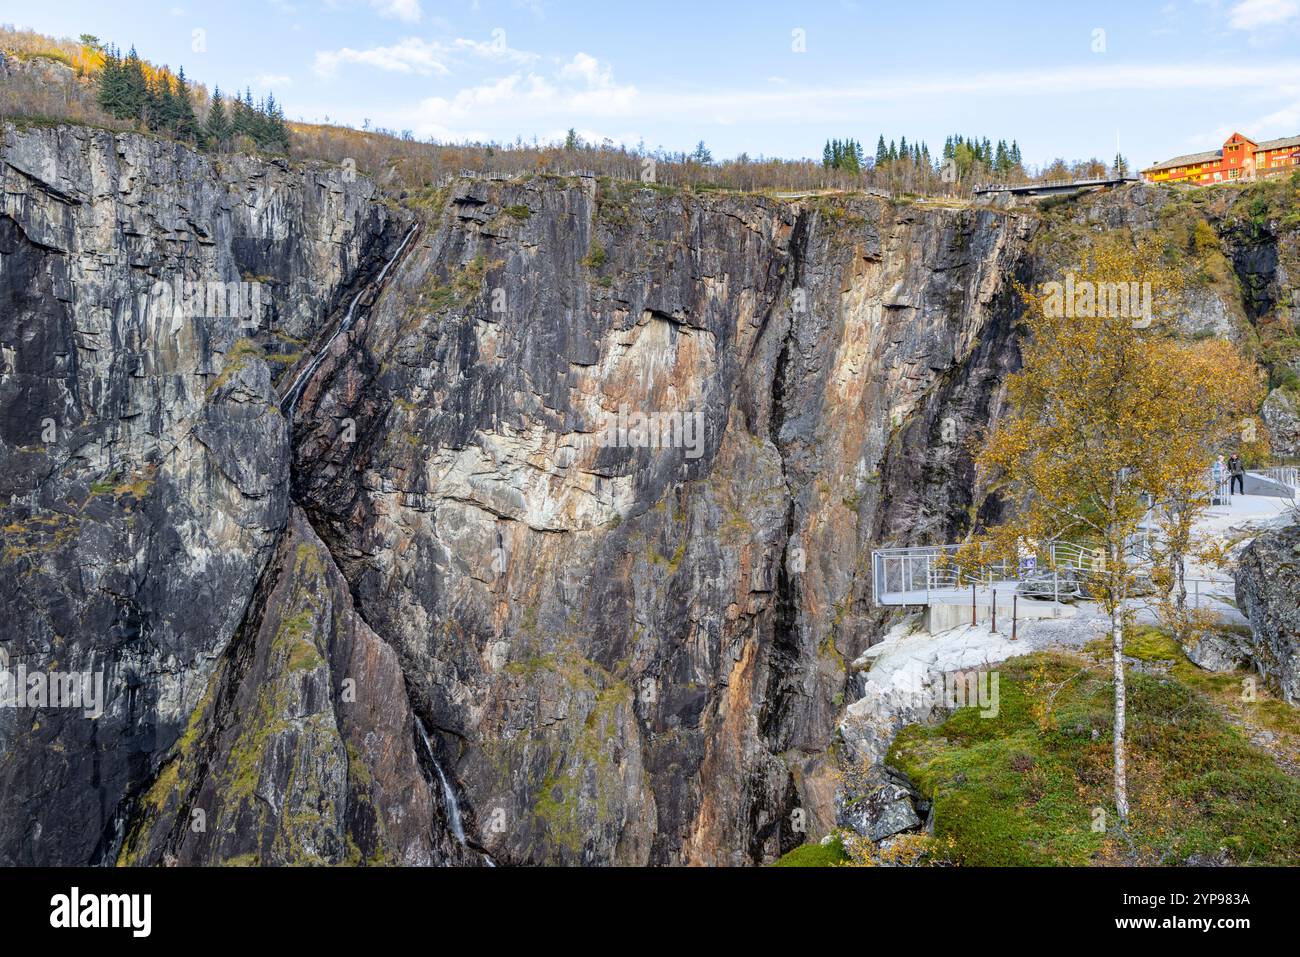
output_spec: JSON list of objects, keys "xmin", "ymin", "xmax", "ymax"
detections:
[
  {"xmin": 873, "ymin": 533, "xmax": 1239, "ymax": 610},
  {"xmin": 1262, "ymin": 466, "xmax": 1299, "ymax": 490},
  {"xmin": 973, "ymin": 176, "xmax": 1138, "ymax": 195},
  {"xmin": 872, "ymin": 545, "xmax": 974, "ymax": 603},
  {"xmin": 874, "ymin": 543, "xmax": 1074, "ymax": 605}
]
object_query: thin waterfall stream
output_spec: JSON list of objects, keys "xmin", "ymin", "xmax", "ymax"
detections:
[
  {"xmin": 281, "ymin": 224, "xmax": 419, "ymax": 422},
  {"xmin": 416, "ymin": 718, "xmax": 467, "ymax": 846},
  {"xmin": 277, "ymin": 222, "xmax": 492, "ymax": 865}
]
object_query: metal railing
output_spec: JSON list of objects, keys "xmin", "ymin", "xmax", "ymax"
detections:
[
  {"xmin": 1178, "ymin": 577, "xmax": 1237, "ymax": 611},
  {"xmin": 872, "ymin": 542, "xmax": 1095, "ymax": 606},
  {"xmin": 1262, "ymin": 466, "xmax": 1299, "ymax": 490},
  {"xmin": 973, "ymin": 176, "xmax": 1138, "ymax": 194},
  {"xmin": 872, "ymin": 539, "xmax": 1238, "ymax": 611}
]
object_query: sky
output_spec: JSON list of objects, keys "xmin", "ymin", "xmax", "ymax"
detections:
[{"xmin": 4, "ymin": 0, "xmax": 1300, "ymax": 170}]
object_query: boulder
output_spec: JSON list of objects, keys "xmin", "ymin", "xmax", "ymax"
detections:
[
  {"xmin": 1184, "ymin": 630, "xmax": 1252, "ymax": 673},
  {"xmin": 1262, "ymin": 388, "xmax": 1300, "ymax": 458},
  {"xmin": 1235, "ymin": 522, "xmax": 1300, "ymax": 703},
  {"xmin": 836, "ymin": 767, "xmax": 927, "ymax": 842}
]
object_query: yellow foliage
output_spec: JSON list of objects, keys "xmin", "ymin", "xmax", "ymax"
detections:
[{"xmin": 968, "ymin": 235, "xmax": 1262, "ymax": 617}]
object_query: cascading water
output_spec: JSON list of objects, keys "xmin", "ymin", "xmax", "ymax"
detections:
[
  {"xmin": 281, "ymin": 225, "xmax": 419, "ymax": 420},
  {"xmin": 416, "ymin": 718, "xmax": 467, "ymax": 846},
  {"xmin": 278, "ymin": 223, "xmax": 495, "ymax": 865}
]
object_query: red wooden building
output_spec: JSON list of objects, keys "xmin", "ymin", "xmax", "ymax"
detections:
[{"xmin": 1141, "ymin": 131, "xmax": 1300, "ymax": 185}]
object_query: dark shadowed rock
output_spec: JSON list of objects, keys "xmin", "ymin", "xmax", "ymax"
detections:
[
  {"xmin": 1236, "ymin": 521, "xmax": 1300, "ymax": 703},
  {"xmin": 0, "ymin": 123, "xmax": 405, "ymax": 865}
]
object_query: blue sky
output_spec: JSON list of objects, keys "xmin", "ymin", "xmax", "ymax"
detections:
[{"xmin": 5, "ymin": 0, "xmax": 1300, "ymax": 169}]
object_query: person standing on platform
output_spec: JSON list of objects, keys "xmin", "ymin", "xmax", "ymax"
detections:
[{"xmin": 1228, "ymin": 452, "xmax": 1245, "ymax": 496}]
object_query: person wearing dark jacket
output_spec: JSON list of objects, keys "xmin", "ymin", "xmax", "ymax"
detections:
[{"xmin": 1228, "ymin": 453, "xmax": 1245, "ymax": 495}]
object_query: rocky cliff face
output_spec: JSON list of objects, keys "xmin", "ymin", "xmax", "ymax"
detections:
[
  {"xmin": 0, "ymin": 123, "xmax": 406, "ymax": 865},
  {"xmin": 2, "ymin": 126, "xmax": 1290, "ymax": 866},
  {"xmin": 284, "ymin": 176, "xmax": 1039, "ymax": 865},
  {"xmin": 1236, "ymin": 521, "xmax": 1300, "ymax": 704}
]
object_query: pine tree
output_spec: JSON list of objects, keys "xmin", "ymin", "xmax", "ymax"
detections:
[
  {"xmin": 205, "ymin": 86, "xmax": 231, "ymax": 149},
  {"xmin": 96, "ymin": 45, "xmax": 131, "ymax": 119},
  {"xmin": 144, "ymin": 73, "xmax": 172, "ymax": 132},
  {"xmin": 121, "ymin": 47, "xmax": 149, "ymax": 125},
  {"xmin": 229, "ymin": 89, "xmax": 249, "ymax": 141},
  {"xmin": 262, "ymin": 92, "xmax": 289, "ymax": 151},
  {"xmin": 171, "ymin": 67, "xmax": 201, "ymax": 142},
  {"xmin": 233, "ymin": 88, "xmax": 258, "ymax": 143},
  {"xmin": 875, "ymin": 135, "xmax": 888, "ymax": 166},
  {"xmin": 823, "ymin": 140, "xmax": 833, "ymax": 169}
]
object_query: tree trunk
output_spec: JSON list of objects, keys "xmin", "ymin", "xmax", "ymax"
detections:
[
  {"xmin": 1112, "ymin": 611, "xmax": 1129, "ymax": 825},
  {"xmin": 1169, "ymin": 496, "xmax": 1189, "ymax": 646},
  {"xmin": 1109, "ymin": 520, "xmax": 1130, "ymax": 828},
  {"xmin": 1173, "ymin": 550, "xmax": 1188, "ymax": 644}
]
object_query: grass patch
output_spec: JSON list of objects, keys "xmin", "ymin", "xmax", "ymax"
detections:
[
  {"xmin": 771, "ymin": 833, "xmax": 849, "ymax": 867},
  {"xmin": 1122, "ymin": 624, "xmax": 1183, "ymax": 662},
  {"xmin": 205, "ymin": 338, "xmax": 263, "ymax": 396},
  {"xmin": 888, "ymin": 649, "xmax": 1300, "ymax": 865}
]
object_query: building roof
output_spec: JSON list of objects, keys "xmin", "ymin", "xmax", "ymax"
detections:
[
  {"xmin": 1142, "ymin": 148, "xmax": 1222, "ymax": 173},
  {"xmin": 1259, "ymin": 135, "xmax": 1300, "ymax": 151},
  {"xmin": 1142, "ymin": 132, "xmax": 1300, "ymax": 174}
]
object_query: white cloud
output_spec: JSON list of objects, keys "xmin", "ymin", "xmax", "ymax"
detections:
[
  {"xmin": 392, "ymin": 56, "xmax": 638, "ymax": 140},
  {"xmin": 513, "ymin": 0, "xmax": 546, "ymax": 17},
  {"xmin": 370, "ymin": 0, "xmax": 422, "ymax": 23},
  {"xmin": 313, "ymin": 33, "xmax": 538, "ymax": 78},
  {"xmin": 540, "ymin": 127, "xmax": 643, "ymax": 148},
  {"xmin": 450, "ymin": 34, "xmax": 538, "ymax": 66},
  {"xmin": 314, "ymin": 37, "xmax": 451, "ymax": 78},
  {"xmin": 1228, "ymin": 0, "xmax": 1299, "ymax": 29},
  {"xmin": 621, "ymin": 61, "xmax": 1300, "ymax": 120},
  {"xmin": 559, "ymin": 53, "xmax": 612, "ymax": 88},
  {"xmin": 253, "ymin": 73, "xmax": 292, "ymax": 88},
  {"xmin": 339, "ymin": 54, "xmax": 1300, "ymax": 150}
]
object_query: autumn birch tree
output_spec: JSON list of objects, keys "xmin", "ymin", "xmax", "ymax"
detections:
[
  {"xmin": 965, "ymin": 236, "xmax": 1259, "ymax": 827},
  {"xmin": 1142, "ymin": 340, "xmax": 1262, "ymax": 647}
]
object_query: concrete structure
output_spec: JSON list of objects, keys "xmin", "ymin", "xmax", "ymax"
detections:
[
  {"xmin": 972, "ymin": 176, "xmax": 1137, "ymax": 197},
  {"xmin": 1141, "ymin": 131, "xmax": 1300, "ymax": 185}
]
